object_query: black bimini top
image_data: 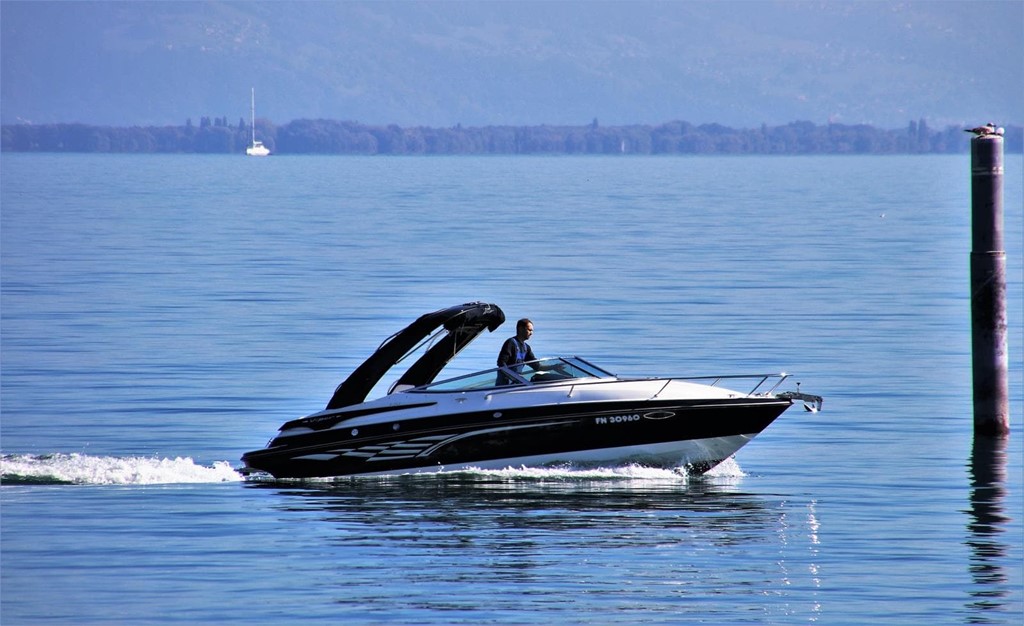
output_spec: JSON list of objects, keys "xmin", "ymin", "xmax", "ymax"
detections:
[{"xmin": 325, "ymin": 302, "xmax": 505, "ymax": 410}]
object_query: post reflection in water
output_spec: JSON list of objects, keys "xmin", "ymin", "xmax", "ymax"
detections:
[{"xmin": 965, "ymin": 435, "xmax": 1012, "ymax": 622}]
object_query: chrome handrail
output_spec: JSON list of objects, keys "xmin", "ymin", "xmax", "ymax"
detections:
[
  {"xmin": 411, "ymin": 356, "xmax": 805, "ymax": 401},
  {"xmin": 483, "ymin": 372, "xmax": 797, "ymax": 399}
]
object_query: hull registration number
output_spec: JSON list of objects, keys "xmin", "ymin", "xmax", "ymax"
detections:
[{"xmin": 594, "ymin": 413, "xmax": 640, "ymax": 425}]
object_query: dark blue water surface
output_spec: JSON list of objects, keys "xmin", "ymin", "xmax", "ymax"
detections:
[{"xmin": 2, "ymin": 153, "xmax": 1021, "ymax": 624}]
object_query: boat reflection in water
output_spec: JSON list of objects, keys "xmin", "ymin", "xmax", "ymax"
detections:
[{"xmin": 245, "ymin": 467, "xmax": 824, "ymax": 621}]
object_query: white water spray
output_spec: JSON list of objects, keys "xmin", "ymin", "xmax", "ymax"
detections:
[{"xmin": 1, "ymin": 453, "xmax": 241, "ymax": 485}]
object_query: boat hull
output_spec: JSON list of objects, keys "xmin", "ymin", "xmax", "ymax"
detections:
[{"xmin": 241, "ymin": 397, "xmax": 792, "ymax": 478}]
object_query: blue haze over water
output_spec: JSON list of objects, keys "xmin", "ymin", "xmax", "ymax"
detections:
[{"xmin": 1, "ymin": 153, "xmax": 1021, "ymax": 624}]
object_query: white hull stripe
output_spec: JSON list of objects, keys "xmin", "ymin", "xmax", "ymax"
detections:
[{"xmin": 350, "ymin": 434, "xmax": 756, "ymax": 476}]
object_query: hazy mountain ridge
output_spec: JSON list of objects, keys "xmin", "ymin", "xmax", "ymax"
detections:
[{"xmin": 2, "ymin": 1, "xmax": 1020, "ymax": 129}]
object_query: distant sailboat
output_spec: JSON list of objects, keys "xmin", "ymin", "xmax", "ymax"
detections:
[{"xmin": 246, "ymin": 88, "xmax": 270, "ymax": 156}]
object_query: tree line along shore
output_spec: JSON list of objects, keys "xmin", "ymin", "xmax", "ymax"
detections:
[{"xmin": 2, "ymin": 118, "xmax": 1021, "ymax": 155}]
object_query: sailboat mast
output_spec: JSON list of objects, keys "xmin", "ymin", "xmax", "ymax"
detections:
[{"xmin": 250, "ymin": 87, "xmax": 256, "ymax": 144}]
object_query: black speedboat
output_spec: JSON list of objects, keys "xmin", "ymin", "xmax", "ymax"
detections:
[{"xmin": 241, "ymin": 302, "xmax": 822, "ymax": 478}]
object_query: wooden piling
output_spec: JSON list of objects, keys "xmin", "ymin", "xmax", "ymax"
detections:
[{"xmin": 970, "ymin": 134, "xmax": 1010, "ymax": 436}]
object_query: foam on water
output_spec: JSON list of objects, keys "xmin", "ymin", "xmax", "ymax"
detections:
[
  {"xmin": 467, "ymin": 463, "xmax": 690, "ymax": 481},
  {"xmin": 0, "ymin": 453, "xmax": 242, "ymax": 485},
  {"xmin": 457, "ymin": 458, "xmax": 745, "ymax": 481},
  {"xmin": 704, "ymin": 456, "xmax": 745, "ymax": 478},
  {"xmin": 246, "ymin": 457, "xmax": 746, "ymax": 486},
  {"xmin": 2, "ymin": 452, "xmax": 746, "ymax": 486}
]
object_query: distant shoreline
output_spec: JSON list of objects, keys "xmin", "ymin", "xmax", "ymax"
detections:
[{"xmin": 3, "ymin": 119, "xmax": 1021, "ymax": 155}]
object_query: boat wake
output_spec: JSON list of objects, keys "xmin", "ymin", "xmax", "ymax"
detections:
[
  {"xmin": 1, "ymin": 453, "xmax": 744, "ymax": 486},
  {"xmin": 245, "ymin": 457, "xmax": 746, "ymax": 485},
  {"xmin": 446, "ymin": 458, "xmax": 745, "ymax": 481},
  {"xmin": 0, "ymin": 453, "xmax": 241, "ymax": 485}
]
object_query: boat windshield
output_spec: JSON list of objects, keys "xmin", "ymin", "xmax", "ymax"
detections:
[{"xmin": 410, "ymin": 357, "xmax": 613, "ymax": 393}]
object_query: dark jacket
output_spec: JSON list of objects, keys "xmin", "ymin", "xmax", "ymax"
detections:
[{"xmin": 497, "ymin": 337, "xmax": 536, "ymax": 368}]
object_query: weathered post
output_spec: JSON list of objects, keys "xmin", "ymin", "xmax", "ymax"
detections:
[{"xmin": 970, "ymin": 132, "xmax": 1009, "ymax": 436}]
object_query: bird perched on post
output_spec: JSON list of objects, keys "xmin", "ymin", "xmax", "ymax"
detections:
[{"xmin": 965, "ymin": 123, "xmax": 1004, "ymax": 136}]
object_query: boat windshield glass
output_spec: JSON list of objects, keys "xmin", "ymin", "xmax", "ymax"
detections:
[{"xmin": 412, "ymin": 357, "xmax": 612, "ymax": 392}]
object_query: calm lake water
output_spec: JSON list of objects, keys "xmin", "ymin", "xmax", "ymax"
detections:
[{"xmin": 2, "ymin": 153, "xmax": 1021, "ymax": 624}]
